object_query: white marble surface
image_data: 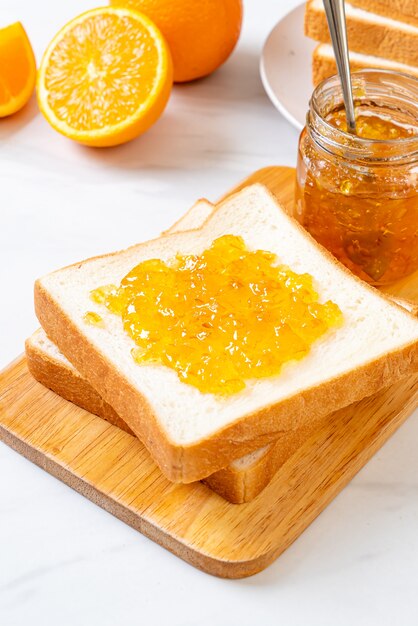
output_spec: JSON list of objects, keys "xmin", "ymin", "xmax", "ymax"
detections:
[{"xmin": 1, "ymin": 1, "xmax": 418, "ymax": 624}]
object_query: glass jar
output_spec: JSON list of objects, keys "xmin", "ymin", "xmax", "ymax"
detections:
[{"xmin": 295, "ymin": 70, "xmax": 418, "ymax": 285}]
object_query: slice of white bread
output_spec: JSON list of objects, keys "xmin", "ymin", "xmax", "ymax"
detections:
[
  {"xmin": 305, "ymin": 0, "xmax": 418, "ymax": 68},
  {"xmin": 34, "ymin": 184, "xmax": 418, "ymax": 483},
  {"xmin": 26, "ymin": 187, "xmax": 418, "ymax": 503},
  {"xmin": 312, "ymin": 43, "xmax": 418, "ymax": 85},
  {"xmin": 349, "ymin": 0, "xmax": 418, "ymax": 28}
]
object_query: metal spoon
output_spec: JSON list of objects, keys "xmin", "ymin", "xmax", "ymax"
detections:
[{"xmin": 323, "ymin": 0, "xmax": 357, "ymax": 134}]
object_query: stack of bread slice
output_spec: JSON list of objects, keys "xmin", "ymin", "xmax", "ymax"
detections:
[
  {"xmin": 27, "ymin": 184, "xmax": 418, "ymax": 503},
  {"xmin": 305, "ymin": 0, "xmax": 418, "ymax": 85}
]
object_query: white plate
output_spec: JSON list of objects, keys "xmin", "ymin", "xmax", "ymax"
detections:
[{"xmin": 260, "ymin": 3, "xmax": 316, "ymax": 130}]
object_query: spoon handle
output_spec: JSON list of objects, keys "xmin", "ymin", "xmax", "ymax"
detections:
[{"xmin": 323, "ymin": 0, "xmax": 356, "ymax": 133}]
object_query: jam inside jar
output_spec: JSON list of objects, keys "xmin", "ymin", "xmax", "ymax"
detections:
[{"xmin": 295, "ymin": 70, "xmax": 418, "ymax": 285}]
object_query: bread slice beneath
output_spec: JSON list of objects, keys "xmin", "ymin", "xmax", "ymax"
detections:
[
  {"xmin": 35, "ymin": 184, "xmax": 418, "ymax": 483},
  {"xmin": 162, "ymin": 198, "xmax": 214, "ymax": 234},
  {"xmin": 312, "ymin": 43, "xmax": 418, "ymax": 86},
  {"xmin": 305, "ymin": 0, "xmax": 418, "ymax": 68}
]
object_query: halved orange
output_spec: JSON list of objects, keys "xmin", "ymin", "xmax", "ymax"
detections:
[
  {"xmin": 0, "ymin": 22, "xmax": 36, "ymax": 117},
  {"xmin": 37, "ymin": 7, "xmax": 173, "ymax": 147}
]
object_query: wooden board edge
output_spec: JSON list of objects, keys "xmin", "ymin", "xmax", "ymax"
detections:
[
  {"xmin": 1, "ymin": 368, "xmax": 416, "ymax": 578},
  {"xmin": 0, "ymin": 416, "xmax": 268, "ymax": 579}
]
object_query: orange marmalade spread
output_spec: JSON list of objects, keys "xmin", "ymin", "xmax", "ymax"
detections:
[
  {"xmin": 326, "ymin": 109, "xmax": 415, "ymax": 140},
  {"xmin": 83, "ymin": 311, "xmax": 104, "ymax": 326},
  {"xmin": 88, "ymin": 235, "xmax": 342, "ymax": 395}
]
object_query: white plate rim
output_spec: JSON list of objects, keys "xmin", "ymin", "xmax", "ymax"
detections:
[{"xmin": 259, "ymin": 2, "xmax": 309, "ymax": 131}]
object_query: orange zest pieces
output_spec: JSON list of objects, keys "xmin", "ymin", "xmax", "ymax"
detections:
[
  {"xmin": 0, "ymin": 22, "xmax": 36, "ymax": 117},
  {"xmin": 36, "ymin": 7, "xmax": 173, "ymax": 146}
]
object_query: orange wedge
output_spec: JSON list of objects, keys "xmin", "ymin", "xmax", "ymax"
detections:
[
  {"xmin": 0, "ymin": 22, "xmax": 36, "ymax": 117},
  {"xmin": 37, "ymin": 7, "xmax": 173, "ymax": 147}
]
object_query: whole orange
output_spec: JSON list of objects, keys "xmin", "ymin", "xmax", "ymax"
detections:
[{"xmin": 110, "ymin": 0, "xmax": 243, "ymax": 82}]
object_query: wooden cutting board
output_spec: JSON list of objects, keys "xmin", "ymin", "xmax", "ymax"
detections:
[{"xmin": 1, "ymin": 166, "xmax": 417, "ymax": 579}]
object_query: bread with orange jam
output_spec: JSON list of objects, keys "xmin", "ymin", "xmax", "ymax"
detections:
[
  {"xmin": 34, "ymin": 184, "xmax": 418, "ymax": 483},
  {"xmin": 26, "ymin": 199, "xmax": 418, "ymax": 502},
  {"xmin": 25, "ymin": 198, "xmax": 332, "ymax": 502}
]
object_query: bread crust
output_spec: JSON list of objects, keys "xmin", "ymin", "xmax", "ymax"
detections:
[
  {"xmin": 25, "ymin": 336, "xmax": 135, "ymax": 436},
  {"xmin": 312, "ymin": 46, "xmax": 356, "ymax": 87},
  {"xmin": 162, "ymin": 198, "xmax": 213, "ymax": 235},
  {"xmin": 305, "ymin": 0, "xmax": 418, "ymax": 67},
  {"xmin": 204, "ymin": 422, "xmax": 318, "ymax": 502},
  {"xmin": 34, "ymin": 183, "xmax": 418, "ymax": 483},
  {"xmin": 312, "ymin": 45, "xmax": 418, "ymax": 86},
  {"xmin": 349, "ymin": 0, "xmax": 418, "ymax": 28}
]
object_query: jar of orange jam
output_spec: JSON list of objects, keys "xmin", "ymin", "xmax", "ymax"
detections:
[{"xmin": 295, "ymin": 70, "xmax": 418, "ymax": 285}]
